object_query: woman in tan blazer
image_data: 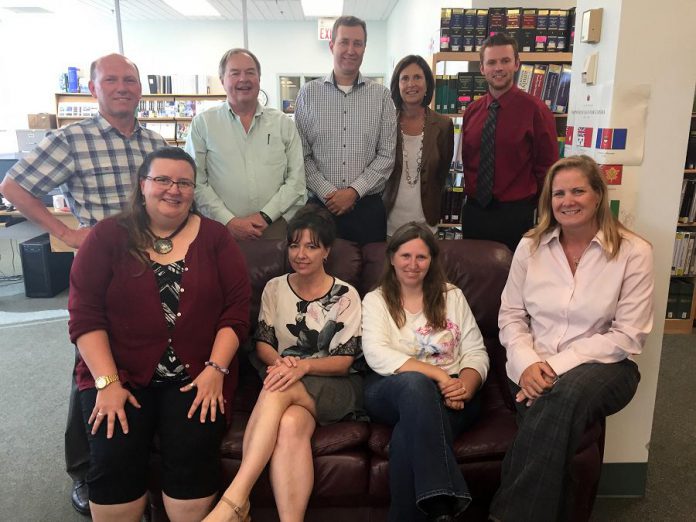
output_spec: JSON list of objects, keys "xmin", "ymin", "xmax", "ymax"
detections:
[{"xmin": 384, "ymin": 55, "xmax": 454, "ymax": 237}]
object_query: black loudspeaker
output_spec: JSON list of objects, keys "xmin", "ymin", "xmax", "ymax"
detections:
[{"xmin": 19, "ymin": 234, "xmax": 74, "ymax": 298}]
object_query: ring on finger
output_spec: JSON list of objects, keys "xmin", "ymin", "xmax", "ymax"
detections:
[{"xmin": 96, "ymin": 411, "xmax": 104, "ymax": 417}]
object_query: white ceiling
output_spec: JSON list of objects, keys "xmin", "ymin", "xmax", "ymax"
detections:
[{"xmin": 77, "ymin": 0, "xmax": 399, "ymax": 21}]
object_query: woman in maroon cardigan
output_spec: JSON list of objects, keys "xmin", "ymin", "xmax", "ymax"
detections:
[{"xmin": 68, "ymin": 147, "xmax": 250, "ymax": 521}]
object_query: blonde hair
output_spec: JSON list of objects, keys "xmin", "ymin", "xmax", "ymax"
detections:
[{"xmin": 526, "ymin": 155, "xmax": 625, "ymax": 259}]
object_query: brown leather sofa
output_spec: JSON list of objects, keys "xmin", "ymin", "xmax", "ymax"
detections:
[{"xmin": 149, "ymin": 238, "xmax": 604, "ymax": 522}]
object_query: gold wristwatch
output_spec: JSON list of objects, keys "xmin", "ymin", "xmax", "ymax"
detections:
[{"xmin": 95, "ymin": 374, "xmax": 120, "ymax": 390}]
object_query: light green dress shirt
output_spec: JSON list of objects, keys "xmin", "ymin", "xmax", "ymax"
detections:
[{"xmin": 185, "ymin": 101, "xmax": 306, "ymax": 226}]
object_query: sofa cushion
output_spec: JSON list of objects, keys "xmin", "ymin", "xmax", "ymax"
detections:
[
  {"xmin": 367, "ymin": 379, "xmax": 516, "ymax": 462},
  {"xmin": 221, "ymin": 413, "xmax": 371, "ymax": 459},
  {"xmin": 367, "ymin": 378, "xmax": 603, "ymax": 463},
  {"xmin": 236, "ymin": 239, "xmax": 288, "ymax": 330},
  {"xmin": 324, "ymin": 239, "xmax": 363, "ymax": 291}
]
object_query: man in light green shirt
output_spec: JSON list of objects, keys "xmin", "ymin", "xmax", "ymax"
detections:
[{"xmin": 185, "ymin": 48, "xmax": 306, "ymax": 239}]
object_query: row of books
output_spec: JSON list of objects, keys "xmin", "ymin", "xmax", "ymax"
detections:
[
  {"xmin": 436, "ymin": 228, "xmax": 464, "ymax": 241},
  {"xmin": 685, "ymin": 120, "xmax": 696, "ymax": 169},
  {"xmin": 440, "ymin": 7, "xmax": 576, "ymax": 53},
  {"xmin": 57, "ymin": 102, "xmax": 98, "ymax": 118},
  {"xmin": 672, "ymin": 231, "xmax": 696, "ymax": 276},
  {"xmin": 440, "ymin": 186, "xmax": 465, "ymax": 224},
  {"xmin": 140, "ymin": 121, "xmax": 190, "ymax": 141},
  {"xmin": 517, "ymin": 63, "xmax": 572, "ymax": 113},
  {"xmin": 146, "ymin": 74, "xmax": 222, "ymax": 95},
  {"xmin": 666, "ymin": 278, "xmax": 694, "ymax": 319},
  {"xmin": 678, "ymin": 179, "xmax": 696, "ymax": 224},
  {"xmin": 434, "ymin": 63, "xmax": 570, "ymax": 115},
  {"xmin": 137, "ymin": 99, "xmax": 222, "ymax": 119},
  {"xmin": 439, "ymin": 169, "xmax": 466, "ymax": 224}
]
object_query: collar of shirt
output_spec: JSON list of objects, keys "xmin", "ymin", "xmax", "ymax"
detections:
[
  {"xmin": 227, "ymin": 101, "xmax": 264, "ymax": 120},
  {"xmin": 484, "ymin": 84, "xmax": 520, "ymax": 110},
  {"xmin": 324, "ymin": 71, "xmax": 365, "ymax": 89},
  {"xmin": 94, "ymin": 112, "xmax": 143, "ymax": 138},
  {"xmin": 541, "ymin": 226, "xmax": 606, "ymax": 251}
]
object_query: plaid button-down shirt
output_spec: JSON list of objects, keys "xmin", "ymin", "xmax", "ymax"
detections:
[
  {"xmin": 8, "ymin": 114, "xmax": 167, "ymax": 226},
  {"xmin": 295, "ymin": 72, "xmax": 397, "ymax": 199}
]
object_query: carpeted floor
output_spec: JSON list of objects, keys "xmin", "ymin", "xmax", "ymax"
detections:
[{"xmin": 0, "ymin": 281, "xmax": 694, "ymax": 521}]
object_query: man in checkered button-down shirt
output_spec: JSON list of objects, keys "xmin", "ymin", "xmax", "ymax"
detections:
[
  {"xmin": 0, "ymin": 53, "xmax": 166, "ymax": 249},
  {"xmin": 0, "ymin": 53, "xmax": 166, "ymax": 516},
  {"xmin": 295, "ymin": 16, "xmax": 397, "ymax": 245}
]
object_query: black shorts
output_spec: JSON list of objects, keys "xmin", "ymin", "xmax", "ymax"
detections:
[{"xmin": 79, "ymin": 383, "xmax": 226, "ymax": 504}]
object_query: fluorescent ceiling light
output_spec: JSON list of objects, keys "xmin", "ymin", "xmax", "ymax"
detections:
[
  {"xmin": 0, "ymin": 0, "xmax": 55, "ymax": 13},
  {"xmin": 301, "ymin": 0, "xmax": 343, "ymax": 18},
  {"xmin": 162, "ymin": 0, "xmax": 220, "ymax": 17}
]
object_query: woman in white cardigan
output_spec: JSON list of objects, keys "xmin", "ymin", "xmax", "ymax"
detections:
[{"xmin": 362, "ymin": 222, "xmax": 489, "ymax": 522}]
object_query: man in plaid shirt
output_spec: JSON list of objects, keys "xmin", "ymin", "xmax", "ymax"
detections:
[
  {"xmin": 0, "ymin": 53, "xmax": 166, "ymax": 515},
  {"xmin": 0, "ymin": 53, "xmax": 166, "ymax": 248}
]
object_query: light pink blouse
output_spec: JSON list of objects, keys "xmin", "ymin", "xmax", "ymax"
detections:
[{"xmin": 499, "ymin": 227, "xmax": 654, "ymax": 384}]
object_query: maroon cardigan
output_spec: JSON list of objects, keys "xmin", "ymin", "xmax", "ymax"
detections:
[{"xmin": 68, "ymin": 216, "xmax": 251, "ymax": 421}]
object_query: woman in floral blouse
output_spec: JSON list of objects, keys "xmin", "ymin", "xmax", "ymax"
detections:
[{"xmin": 206, "ymin": 205, "xmax": 364, "ymax": 522}]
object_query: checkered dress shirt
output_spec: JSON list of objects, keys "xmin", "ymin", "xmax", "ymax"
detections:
[
  {"xmin": 8, "ymin": 114, "xmax": 167, "ymax": 226},
  {"xmin": 295, "ymin": 72, "xmax": 397, "ymax": 199}
]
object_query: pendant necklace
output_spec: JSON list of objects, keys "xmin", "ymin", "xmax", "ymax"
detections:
[
  {"xmin": 401, "ymin": 115, "xmax": 425, "ymax": 187},
  {"xmin": 149, "ymin": 214, "xmax": 189, "ymax": 255}
]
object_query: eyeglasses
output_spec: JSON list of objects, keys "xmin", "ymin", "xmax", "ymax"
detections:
[{"xmin": 145, "ymin": 176, "xmax": 196, "ymax": 191}]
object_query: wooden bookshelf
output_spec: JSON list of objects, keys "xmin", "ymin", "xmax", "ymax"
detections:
[
  {"xmin": 665, "ymin": 105, "xmax": 696, "ymax": 333},
  {"xmin": 430, "ymin": 52, "xmax": 572, "ymax": 125},
  {"xmin": 54, "ymin": 92, "xmax": 226, "ymax": 145},
  {"xmin": 665, "ymin": 317, "xmax": 695, "ymax": 335}
]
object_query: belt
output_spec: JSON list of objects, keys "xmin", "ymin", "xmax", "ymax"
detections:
[{"xmin": 463, "ymin": 195, "xmax": 536, "ymax": 208}]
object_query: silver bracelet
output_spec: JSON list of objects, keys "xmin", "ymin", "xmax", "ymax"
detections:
[{"xmin": 204, "ymin": 360, "xmax": 229, "ymax": 375}]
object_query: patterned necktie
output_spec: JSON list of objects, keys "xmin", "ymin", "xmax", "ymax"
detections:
[{"xmin": 476, "ymin": 100, "xmax": 500, "ymax": 207}]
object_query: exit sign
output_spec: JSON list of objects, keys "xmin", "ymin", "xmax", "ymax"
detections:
[{"xmin": 318, "ymin": 18, "xmax": 336, "ymax": 41}]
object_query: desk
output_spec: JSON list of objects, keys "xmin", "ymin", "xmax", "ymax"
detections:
[{"xmin": 0, "ymin": 208, "xmax": 78, "ymax": 252}]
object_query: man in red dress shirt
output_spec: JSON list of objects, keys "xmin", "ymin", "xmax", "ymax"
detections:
[{"xmin": 459, "ymin": 33, "xmax": 558, "ymax": 251}]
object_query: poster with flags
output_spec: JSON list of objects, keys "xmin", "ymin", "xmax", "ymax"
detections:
[{"xmin": 565, "ymin": 84, "xmax": 648, "ymax": 165}]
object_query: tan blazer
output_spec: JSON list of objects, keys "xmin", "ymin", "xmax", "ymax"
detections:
[{"xmin": 384, "ymin": 107, "xmax": 454, "ymax": 226}]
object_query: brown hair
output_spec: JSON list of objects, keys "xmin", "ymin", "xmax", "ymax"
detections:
[
  {"xmin": 379, "ymin": 222, "xmax": 447, "ymax": 329},
  {"xmin": 117, "ymin": 147, "xmax": 198, "ymax": 267},
  {"xmin": 331, "ymin": 15, "xmax": 367, "ymax": 44},
  {"xmin": 479, "ymin": 32, "xmax": 519, "ymax": 63},
  {"xmin": 390, "ymin": 55, "xmax": 435, "ymax": 110},
  {"xmin": 286, "ymin": 204, "xmax": 336, "ymax": 249},
  {"xmin": 527, "ymin": 154, "xmax": 625, "ymax": 259}
]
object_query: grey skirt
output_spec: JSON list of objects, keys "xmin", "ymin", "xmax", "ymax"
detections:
[
  {"xmin": 301, "ymin": 373, "xmax": 366, "ymax": 425},
  {"xmin": 255, "ymin": 365, "xmax": 366, "ymax": 425}
]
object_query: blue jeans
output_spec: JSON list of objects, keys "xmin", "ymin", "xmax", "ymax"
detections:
[{"xmin": 364, "ymin": 371, "xmax": 481, "ymax": 522}]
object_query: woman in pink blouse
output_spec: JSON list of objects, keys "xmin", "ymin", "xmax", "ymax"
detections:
[{"xmin": 489, "ymin": 155, "xmax": 654, "ymax": 521}]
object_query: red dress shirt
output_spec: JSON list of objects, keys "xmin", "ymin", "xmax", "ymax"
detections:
[
  {"xmin": 460, "ymin": 86, "xmax": 558, "ymax": 202},
  {"xmin": 68, "ymin": 216, "xmax": 251, "ymax": 422}
]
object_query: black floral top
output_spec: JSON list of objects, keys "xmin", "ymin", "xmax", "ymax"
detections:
[{"xmin": 151, "ymin": 259, "xmax": 191, "ymax": 385}]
